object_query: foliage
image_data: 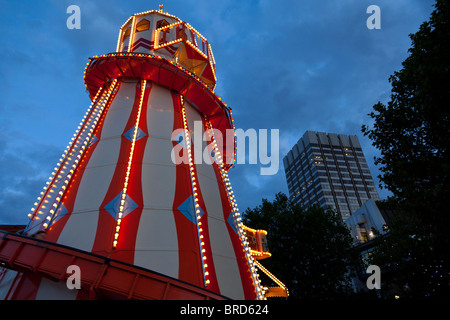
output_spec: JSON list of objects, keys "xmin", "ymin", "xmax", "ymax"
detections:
[
  {"xmin": 243, "ymin": 193, "xmax": 359, "ymax": 300},
  {"xmin": 361, "ymin": 0, "xmax": 450, "ymax": 298}
]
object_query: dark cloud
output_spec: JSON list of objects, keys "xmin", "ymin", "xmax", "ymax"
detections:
[{"xmin": 0, "ymin": 132, "xmax": 61, "ymax": 224}]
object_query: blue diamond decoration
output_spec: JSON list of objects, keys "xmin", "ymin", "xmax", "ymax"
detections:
[
  {"xmin": 123, "ymin": 125, "xmax": 147, "ymax": 142},
  {"xmin": 104, "ymin": 191, "xmax": 138, "ymax": 220},
  {"xmin": 49, "ymin": 203, "xmax": 68, "ymax": 226},
  {"xmin": 87, "ymin": 135, "xmax": 99, "ymax": 148},
  {"xmin": 177, "ymin": 195, "xmax": 205, "ymax": 224},
  {"xmin": 227, "ymin": 212, "xmax": 238, "ymax": 235},
  {"xmin": 172, "ymin": 131, "xmax": 186, "ymax": 149}
]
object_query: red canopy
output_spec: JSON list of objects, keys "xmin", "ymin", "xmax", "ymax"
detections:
[{"xmin": 84, "ymin": 53, "xmax": 235, "ymax": 169}]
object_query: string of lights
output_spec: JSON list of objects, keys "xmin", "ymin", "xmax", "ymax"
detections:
[
  {"xmin": 127, "ymin": 16, "xmax": 137, "ymax": 53},
  {"xmin": 113, "ymin": 80, "xmax": 147, "ymax": 248},
  {"xmin": 253, "ymin": 260, "xmax": 289, "ymax": 297},
  {"xmin": 204, "ymin": 117, "xmax": 265, "ymax": 300},
  {"xmin": 181, "ymin": 97, "xmax": 210, "ymax": 287},
  {"xmin": 44, "ymin": 80, "xmax": 119, "ymax": 231},
  {"xmin": 25, "ymin": 81, "xmax": 118, "ymax": 234}
]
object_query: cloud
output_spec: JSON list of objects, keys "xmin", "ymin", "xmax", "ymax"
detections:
[{"xmin": 0, "ymin": 131, "xmax": 61, "ymax": 225}]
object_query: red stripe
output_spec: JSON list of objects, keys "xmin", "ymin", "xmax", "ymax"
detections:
[
  {"xmin": 185, "ymin": 110, "xmax": 220, "ymax": 294},
  {"xmin": 111, "ymin": 82, "xmax": 151, "ymax": 263},
  {"xmin": 132, "ymin": 42, "xmax": 152, "ymax": 51},
  {"xmin": 131, "ymin": 37, "xmax": 154, "ymax": 51},
  {"xmin": 204, "ymin": 120, "xmax": 258, "ymax": 300},
  {"xmin": 92, "ymin": 81, "xmax": 143, "ymax": 259},
  {"xmin": 171, "ymin": 92, "xmax": 204, "ymax": 287}
]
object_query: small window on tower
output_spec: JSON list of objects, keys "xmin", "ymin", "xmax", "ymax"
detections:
[
  {"xmin": 156, "ymin": 19, "xmax": 170, "ymax": 29},
  {"xmin": 122, "ymin": 27, "xmax": 131, "ymax": 43},
  {"xmin": 136, "ymin": 19, "xmax": 150, "ymax": 32}
]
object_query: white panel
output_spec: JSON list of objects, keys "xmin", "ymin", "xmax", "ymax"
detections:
[
  {"xmin": 74, "ymin": 166, "xmax": 117, "ymax": 213},
  {"xmin": 56, "ymin": 209, "xmax": 100, "ymax": 251},
  {"xmin": 108, "ymin": 80, "xmax": 137, "ymax": 110},
  {"xmin": 146, "ymin": 83, "xmax": 175, "ymax": 139},
  {"xmin": 147, "ymin": 108, "xmax": 174, "ymax": 139},
  {"xmin": 132, "ymin": 16, "xmax": 153, "ymax": 54},
  {"xmin": 35, "ymin": 277, "xmax": 78, "ymax": 300},
  {"xmin": 143, "ymin": 136, "xmax": 174, "ymax": 166},
  {"xmin": 56, "ymin": 81, "xmax": 135, "ymax": 252},
  {"xmin": 195, "ymin": 173, "xmax": 223, "ymax": 221},
  {"xmin": 56, "ymin": 164, "xmax": 117, "ymax": 251},
  {"xmin": 141, "ymin": 164, "xmax": 176, "ymax": 210},
  {"xmin": 209, "ymin": 255, "xmax": 245, "ymax": 299},
  {"xmin": 147, "ymin": 83, "xmax": 174, "ymax": 111},
  {"xmin": 87, "ymin": 138, "xmax": 122, "ymax": 168},
  {"xmin": 135, "ymin": 83, "xmax": 179, "ymax": 277},
  {"xmin": 134, "ymin": 209, "xmax": 178, "ymax": 278},
  {"xmin": 100, "ymin": 108, "xmax": 135, "ymax": 140},
  {"xmin": 141, "ymin": 83, "xmax": 176, "ymax": 208},
  {"xmin": 184, "ymin": 102, "xmax": 245, "ymax": 299}
]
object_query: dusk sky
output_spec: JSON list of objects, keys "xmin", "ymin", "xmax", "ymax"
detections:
[{"xmin": 0, "ymin": 0, "xmax": 436, "ymax": 225}]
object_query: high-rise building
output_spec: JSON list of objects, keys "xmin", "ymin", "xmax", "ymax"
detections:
[{"xmin": 283, "ymin": 131, "xmax": 379, "ymax": 220}]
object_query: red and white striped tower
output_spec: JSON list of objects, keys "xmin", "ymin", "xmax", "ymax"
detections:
[{"xmin": 0, "ymin": 7, "xmax": 287, "ymax": 300}]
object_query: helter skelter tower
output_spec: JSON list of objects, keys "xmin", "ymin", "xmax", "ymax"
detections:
[{"xmin": 0, "ymin": 6, "xmax": 287, "ymax": 300}]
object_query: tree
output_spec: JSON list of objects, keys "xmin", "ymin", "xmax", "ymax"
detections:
[
  {"xmin": 361, "ymin": 0, "xmax": 450, "ymax": 298},
  {"xmin": 243, "ymin": 193, "xmax": 359, "ymax": 300}
]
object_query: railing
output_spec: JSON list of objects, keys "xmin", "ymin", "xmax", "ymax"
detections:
[{"xmin": 154, "ymin": 21, "xmax": 215, "ymax": 66}]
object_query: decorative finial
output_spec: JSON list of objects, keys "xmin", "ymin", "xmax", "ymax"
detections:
[{"xmin": 159, "ymin": 4, "xmax": 163, "ymax": 13}]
